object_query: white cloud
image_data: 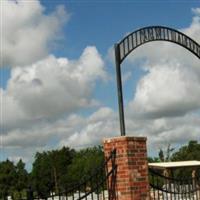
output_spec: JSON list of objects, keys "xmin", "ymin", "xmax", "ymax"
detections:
[
  {"xmin": 1, "ymin": 46, "xmax": 106, "ymax": 132},
  {"xmin": 2, "ymin": 107, "xmax": 115, "ymax": 149},
  {"xmin": 59, "ymin": 107, "xmax": 119, "ymax": 148},
  {"xmin": 182, "ymin": 9, "xmax": 200, "ymax": 44},
  {"xmin": 128, "ymin": 62, "xmax": 200, "ymax": 118},
  {"xmin": 3, "ymin": 106, "xmax": 199, "ymax": 163},
  {"xmin": 192, "ymin": 8, "xmax": 200, "ymax": 17},
  {"xmin": 2, "ymin": 107, "xmax": 119, "ymax": 164},
  {"xmin": 0, "ymin": 88, "xmax": 28, "ymax": 131},
  {"xmin": 122, "ymin": 71, "xmax": 132, "ymax": 83},
  {"xmin": 4, "ymin": 104, "xmax": 198, "ymax": 152},
  {"xmin": 1, "ymin": 0, "xmax": 69, "ymax": 67}
]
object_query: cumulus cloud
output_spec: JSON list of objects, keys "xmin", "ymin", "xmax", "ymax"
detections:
[
  {"xmin": 2, "ymin": 107, "xmax": 119, "ymax": 164},
  {"xmin": 3, "ymin": 106, "xmax": 200, "ymax": 163},
  {"xmin": 0, "ymin": 88, "xmax": 28, "ymax": 131},
  {"xmin": 181, "ymin": 8, "xmax": 200, "ymax": 46},
  {"xmin": 1, "ymin": 0, "xmax": 69, "ymax": 67},
  {"xmin": 2, "ymin": 105, "xmax": 114, "ymax": 150},
  {"xmin": 1, "ymin": 46, "xmax": 106, "ymax": 132},
  {"xmin": 128, "ymin": 62, "xmax": 200, "ymax": 118},
  {"xmin": 3, "ymin": 107, "xmax": 118, "ymax": 148},
  {"xmin": 0, "ymin": 0, "xmax": 110, "ymax": 164},
  {"xmin": 60, "ymin": 107, "xmax": 119, "ymax": 148}
]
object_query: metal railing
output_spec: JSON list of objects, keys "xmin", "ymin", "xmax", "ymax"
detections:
[
  {"xmin": 149, "ymin": 168, "xmax": 200, "ymax": 200},
  {"xmin": 25, "ymin": 149, "xmax": 117, "ymax": 200}
]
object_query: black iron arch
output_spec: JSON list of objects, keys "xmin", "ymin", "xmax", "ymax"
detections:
[{"xmin": 115, "ymin": 26, "xmax": 200, "ymax": 136}]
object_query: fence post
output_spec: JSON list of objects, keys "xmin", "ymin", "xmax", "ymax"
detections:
[
  {"xmin": 27, "ymin": 186, "xmax": 34, "ymax": 200},
  {"xmin": 103, "ymin": 136, "xmax": 150, "ymax": 200}
]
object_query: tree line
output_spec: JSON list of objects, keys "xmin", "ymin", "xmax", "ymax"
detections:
[
  {"xmin": 1, "ymin": 141, "xmax": 200, "ymax": 199},
  {"xmin": 0, "ymin": 146, "xmax": 104, "ymax": 200},
  {"xmin": 148, "ymin": 140, "xmax": 200, "ymax": 163}
]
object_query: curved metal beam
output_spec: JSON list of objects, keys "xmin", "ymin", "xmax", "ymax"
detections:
[
  {"xmin": 115, "ymin": 26, "xmax": 200, "ymax": 136},
  {"xmin": 117, "ymin": 26, "xmax": 200, "ymax": 64}
]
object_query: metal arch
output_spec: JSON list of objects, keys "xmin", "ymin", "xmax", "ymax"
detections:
[
  {"xmin": 117, "ymin": 26, "xmax": 200, "ymax": 63},
  {"xmin": 115, "ymin": 26, "xmax": 200, "ymax": 136}
]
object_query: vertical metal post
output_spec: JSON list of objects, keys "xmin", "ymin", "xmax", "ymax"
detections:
[
  {"xmin": 27, "ymin": 186, "xmax": 34, "ymax": 200},
  {"xmin": 115, "ymin": 44, "xmax": 126, "ymax": 136}
]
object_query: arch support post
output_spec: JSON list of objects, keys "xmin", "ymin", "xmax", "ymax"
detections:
[{"xmin": 115, "ymin": 44, "xmax": 126, "ymax": 136}]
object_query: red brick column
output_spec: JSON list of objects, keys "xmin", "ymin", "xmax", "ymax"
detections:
[{"xmin": 103, "ymin": 136, "xmax": 150, "ymax": 200}]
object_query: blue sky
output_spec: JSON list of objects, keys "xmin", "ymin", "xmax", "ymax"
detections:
[
  {"xmin": 0, "ymin": 0, "xmax": 200, "ymax": 169},
  {"xmin": 43, "ymin": 1, "xmax": 198, "ymax": 55}
]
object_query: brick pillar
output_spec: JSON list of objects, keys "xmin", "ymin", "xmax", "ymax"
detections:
[{"xmin": 103, "ymin": 136, "xmax": 149, "ymax": 200}]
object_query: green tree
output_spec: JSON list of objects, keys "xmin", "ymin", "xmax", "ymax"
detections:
[
  {"xmin": 171, "ymin": 140, "xmax": 200, "ymax": 161},
  {"xmin": 31, "ymin": 152, "xmax": 53, "ymax": 198},
  {"xmin": 0, "ymin": 160, "xmax": 16, "ymax": 200},
  {"xmin": 148, "ymin": 157, "xmax": 160, "ymax": 163},
  {"xmin": 170, "ymin": 141, "xmax": 200, "ymax": 179},
  {"xmin": 49, "ymin": 147, "xmax": 75, "ymax": 193},
  {"xmin": 14, "ymin": 159, "xmax": 28, "ymax": 199},
  {"xmin": 31, "ymin": 147, "xmax": 75, "ymax": 198},
  {"xmin": 65, "ymin": 146, "xmax": 104, "ymax": 191}
]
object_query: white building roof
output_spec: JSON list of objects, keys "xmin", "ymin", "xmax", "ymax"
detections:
[{"xmin": 148, "ymin": 161, "xmax": 200, "ymax": 169}]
